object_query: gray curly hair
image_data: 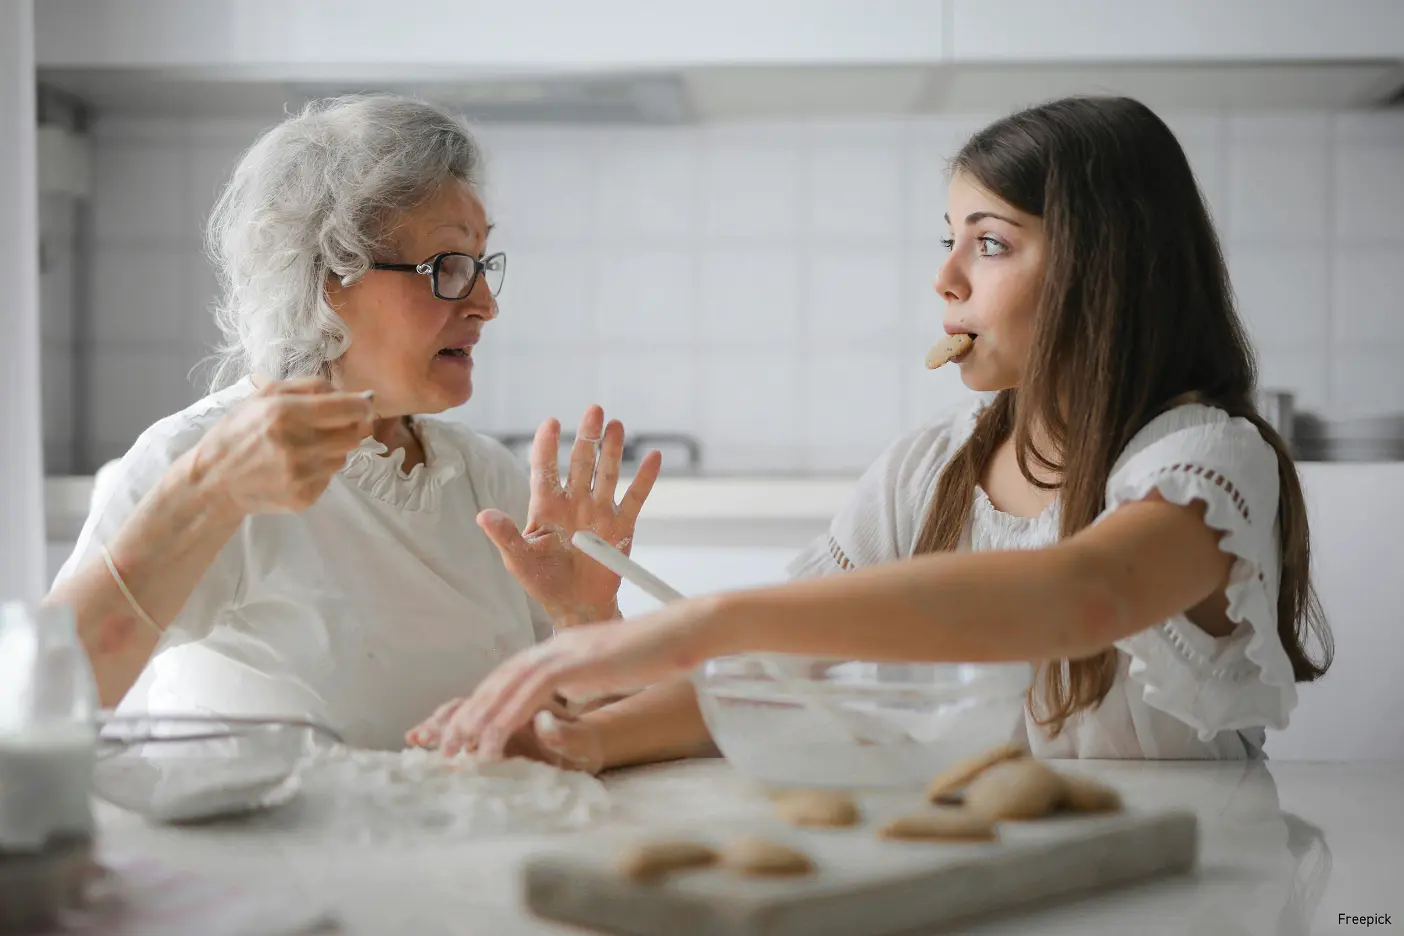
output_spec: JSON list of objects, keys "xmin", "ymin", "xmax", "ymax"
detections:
[{"xmin": 205, "ymin": 94, "xmax": 484, "ymax": 389}]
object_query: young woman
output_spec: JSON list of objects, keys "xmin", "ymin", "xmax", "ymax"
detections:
[{"xmin": 411, "ymin": 95, "xmax": 1334, "ymax": 766}]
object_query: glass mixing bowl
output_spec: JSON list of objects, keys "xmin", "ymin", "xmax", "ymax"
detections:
[
  {"xmin": 691, "ymin": 656, "xmax": 1032, "ymax": 790},
  {"xmin": 92, "ymin": 715, "xmax": 339, "ymax": 824}
]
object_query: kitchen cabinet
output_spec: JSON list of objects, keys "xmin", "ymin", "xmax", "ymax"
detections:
[
  {"xmin": 949, "ymin": 0, "xmax": 1404, "ymax": 62},
  {"xmin": 34, "ymin": 0, "xmax": 945, "ymax": 72}
]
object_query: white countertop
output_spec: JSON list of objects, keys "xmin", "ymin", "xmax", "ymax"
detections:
[
  {"xmin": 44, "ymin": 460, "xmax": 1404, "ymax": 526},
  {"xmin": 92, "ymin": 757, "xmax": 1399, "ymax": 935}
]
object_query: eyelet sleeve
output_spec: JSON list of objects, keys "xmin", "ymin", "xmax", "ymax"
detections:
[{"xmin": 1102, "ymin": 406, "xmax": 1299, "ymax": 742}]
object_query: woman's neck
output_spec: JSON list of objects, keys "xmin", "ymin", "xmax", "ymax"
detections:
[{"xmin": 370, "ymin": 415, "xmax": 426, "ymax": 471}]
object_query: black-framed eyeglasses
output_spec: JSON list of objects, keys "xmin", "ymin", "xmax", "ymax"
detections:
[{"xmin": 369, "ymin": 251, "xmax": 507, "ymax": 300}]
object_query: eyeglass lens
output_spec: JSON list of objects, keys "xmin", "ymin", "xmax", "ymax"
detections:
[{"xmin": 437, "ymin": 253, "xmax": 506, "ymax": 299}]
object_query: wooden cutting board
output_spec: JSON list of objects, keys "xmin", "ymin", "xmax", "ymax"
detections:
[{"xmin": 523, "ymin": 808, "xmax": 1197, "ymax": 936}]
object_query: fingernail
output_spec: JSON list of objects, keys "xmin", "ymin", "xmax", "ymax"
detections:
[{"xmin": 359, "ymin": 389, "xmax": 375, "ymax": 399}]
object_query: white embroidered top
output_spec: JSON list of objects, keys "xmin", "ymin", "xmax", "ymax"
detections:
[
  {"xmin": 53, "ymin": 378, "xmax": 552, "ymax": 750},
  {"xmin": 787, "ymin": 394, "xmax": 1299, "ymax": 759}
]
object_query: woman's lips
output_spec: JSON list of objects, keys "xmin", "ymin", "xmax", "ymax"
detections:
[{"xmin": 436, "ymin": 346, "xmax": 474, "ymax": 367}]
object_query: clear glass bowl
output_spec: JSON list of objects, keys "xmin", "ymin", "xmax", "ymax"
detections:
[
  {"xmin": 92, "ymin": 715, "xmax": 338, "ymax": 824},
  {"xmin": 691, "ymin": 655, "xmax": 1032, "ymax": 790}
]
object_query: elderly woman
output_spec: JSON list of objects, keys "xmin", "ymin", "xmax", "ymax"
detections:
[{"xmin": 44, "ymin": 94, "xmax": 659, "ymax": 750}]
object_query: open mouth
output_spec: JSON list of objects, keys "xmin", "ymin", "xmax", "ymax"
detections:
[{"xmin": 437, "ymin": 347, "xmax": 472, "ymax": 359}]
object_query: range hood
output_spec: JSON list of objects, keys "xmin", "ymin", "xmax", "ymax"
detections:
[{"xmin": 38, "ymin": 59, "xmax": 1404, "ymax": 124}]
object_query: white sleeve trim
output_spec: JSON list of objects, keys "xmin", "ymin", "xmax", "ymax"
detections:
[
  {"xmin": 1107, "ymin": 461, "xmax": 1299, "ymax": 743},
  {"xmin": 786, "ymin": 534, "xmax": 856, "ymax": 581}
]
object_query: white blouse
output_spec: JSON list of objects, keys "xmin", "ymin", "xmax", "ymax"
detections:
[
  {"xmin": 54, "ymin": 378, "xmax": 552, "ymax": 750},
  {"xmin": 788, "ymin": 394, "xmax": 1299, "ymax": 759}
]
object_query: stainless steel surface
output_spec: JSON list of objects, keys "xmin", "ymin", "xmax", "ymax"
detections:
[
  {"xmin": 1293, "ymin": 413, "xmax": 1404, "ymax": 462},
  {"xmin": 1254, "ymin": 389, "xmax": 1295, "ymax": 443},
  {"xmin": 493, "ymin": 431, "xmax": 703, "ymax": 476}
]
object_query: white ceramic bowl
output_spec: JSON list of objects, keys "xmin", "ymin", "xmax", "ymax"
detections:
[{"xmin": 692, "ymin": 655, "xmax": 1032, "ymax": 790}]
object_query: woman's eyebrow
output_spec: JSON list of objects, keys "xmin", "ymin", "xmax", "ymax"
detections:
[
  {"xmin": 430, "ymin": 221, "xmax": 494, "ymax": 237},
  {"xmin": 942, "ymin": 211, "xmax": 1024, "ymax": 227}
]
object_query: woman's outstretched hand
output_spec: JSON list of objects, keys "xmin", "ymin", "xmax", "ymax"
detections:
[
  {"xmin": 407, "ymin": 693, "xmax": 605, "ymax": 774},
  {"xmin": 425, "ymin": 597, "xmax": 729, "ymax": 759},
  {"xmin": 477, "ymin": 406, "xmax": 661, "ymax": 627}
]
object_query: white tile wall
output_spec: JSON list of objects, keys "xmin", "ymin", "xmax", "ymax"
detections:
[
  {"xmin": 806, "ymin": 247, "xmax": 905, "ymax": 348},
  {"xmin": 594, "ymin": 131, "xmax": 698, "ymax": 242},
  {"xmin": 593, "ymin": 249, "xmax": 696, "ymax": 347},
  {"xmin": 88, "ymin": 347, "xmax": 201, "ymax": 465},
  {"xmin": 39, "ymin": 195, "xmax": 79, "ymax": 474},
  {"xmin": 806, "ymin": 140, "xmax": 904, "ymax": 242},
  {"xmin": 799, "ymin": 350, "xmax": 905, "ymax": 472},
  {"xmin": 59, "ymin": 107, "xmax": 1404, "ymax": 476},
  {"xmin": 697, "ymin": 246, "xmax": 802, "ymax": 348},
  {"xmin": 1332, "ymin": 249, "xmax": 1404, "ymax": 348},
  {"xmin": 701, "ymin": 137, "xmax": 802, "ymax": 240},
  {"xmin": 1227, "ymin": 244, "xmax": 1329, "ymax": 349}
]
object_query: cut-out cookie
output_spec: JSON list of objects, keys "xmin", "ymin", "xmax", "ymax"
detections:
[
  {"xmin": 617, "ymin": 840, "xmax": 717, "ymax": 881},
  {"xmin": 879, "ymin": 808, "xmax": 997, "ymax": 842},
  {"xmin": 926, "ymin": 743, "xmax": 1028, "ymax": 803},
  {"xmin": 963, "ymin": 758, "xmax": 1065, "ymax": 821},
  {"xmin": 719, "ymin": 837, "xmax": 815, "ymax": 877},
  {"xmin": 773, "ymin": 789, "xmax": 861, "ymax": 828},
  {"xmin": 1058, "ymin": 774, "xmax": 1123, "ymax": 814}
]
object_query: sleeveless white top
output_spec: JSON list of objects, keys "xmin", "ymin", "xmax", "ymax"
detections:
[
  {"xmin": 787, "ymin": 394, "xmax": 1299, "ymax": 759},
  {"xmin": 54, "ymin": 378, "xmax": 552, "ymax": 750}
]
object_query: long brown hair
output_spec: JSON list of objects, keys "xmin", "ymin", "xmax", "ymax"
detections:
[{"xmin": 914, "ymin": 97, "xmax": 1332, "ymax": 737}]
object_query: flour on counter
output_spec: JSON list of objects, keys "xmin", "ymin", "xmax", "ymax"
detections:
[{"xmin": 290, "ymin": 746, "xmax": 612, "ymax": 842}]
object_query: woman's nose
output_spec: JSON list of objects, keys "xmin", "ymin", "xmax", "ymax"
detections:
[
  {"xmin": 462, "ymin": 280, "xmax": 498, "ymax": 319},
  {"xmin": 933, "ymin": 258, "xmax": 969, "ymax": 304}
]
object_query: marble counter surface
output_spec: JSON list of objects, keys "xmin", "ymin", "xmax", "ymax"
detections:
[{"xmin": 90, "ymin": 757, "xmax": 1400, "ymax": 935}]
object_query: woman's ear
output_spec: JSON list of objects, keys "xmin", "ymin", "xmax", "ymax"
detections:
[{"xmin": 323, "ymin": 268, "xmax": 348, "ymax": 309}]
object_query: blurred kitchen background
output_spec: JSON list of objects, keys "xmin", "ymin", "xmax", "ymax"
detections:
[{"xmin": 7, "ymin": 1, "xmax": 1404, "ymax": 759}]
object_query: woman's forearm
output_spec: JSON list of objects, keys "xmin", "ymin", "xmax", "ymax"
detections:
[
  {"xmin": 580, "ymin": 676, "xmax": 717, "ymax": 771},
  {"xmin": 43, "ymin": 449, "xmax": 246, "ymax": 707},
  {"xmin": 713, "ymin": 545, "xmax": 1122, "ymax": 666}
]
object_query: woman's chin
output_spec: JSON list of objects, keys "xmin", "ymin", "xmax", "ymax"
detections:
[
  {"xmin": 414, "ymin": 376, "xmax": 474, "ymax": 414},
  {"xmin": 956, "ymin": 361, "xmax": 1016, "ymax": 394}
]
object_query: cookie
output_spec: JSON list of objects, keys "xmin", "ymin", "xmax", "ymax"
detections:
[
  {"xmin": 773, "ymin": 789, "xmax": 861, "ymax": 828},
  {"xmin": 1058, "ymin": 774, "xmax": 1123, "ymax": 814},
  {"xmin": 879, "ymin": 808, "xmax": 997, "ymax": 842},
  {"xmin": 924, "ymin": 333, "xmax": 975, "ymax": 369},
  {"xmin": 617, "ymin": 840, "xmax": 717, "ymax": 881},
  {"xmin": 719, "ymin": 837, "xmax": 814, "ymax": 877},
  {"xmin": 926, "ymin": 743, "xmax": 1028, "ymax": 803},
  {"xmin": 963, "ymin": 757, "xmax": 1065, "ymax": 821}
]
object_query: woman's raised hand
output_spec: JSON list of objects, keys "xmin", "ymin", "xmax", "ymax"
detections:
[
  {"xmin": 188, "ymin": 377, "xmax": 375, "ymax": 515},
  {"xmin": 477, "ymin": 405, "xmax": 662, "ymax": 626}
]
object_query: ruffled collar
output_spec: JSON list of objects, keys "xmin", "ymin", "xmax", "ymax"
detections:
[
  {"xmin": 341, "ymin": 417, "xmax": 464, "ymax": 512},
  {"xmin": 972, "ymin": 485, "xmax": 1060, "ymax": 545}
]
